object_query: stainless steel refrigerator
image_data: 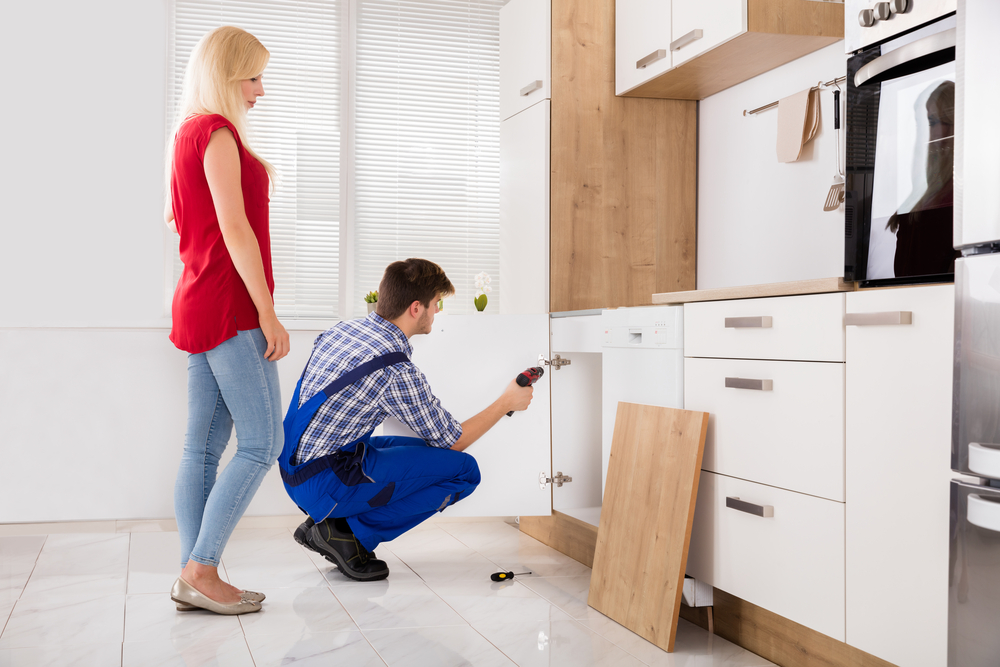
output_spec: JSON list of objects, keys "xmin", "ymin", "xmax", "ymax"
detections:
[{"xmin": 949, "ymin": 1, "xmax": 1000, "ymax": 664}]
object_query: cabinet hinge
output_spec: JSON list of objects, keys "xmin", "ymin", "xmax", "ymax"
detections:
[
  {"xmin": 539, "ymin": 471, "xmax": 573, "ymax": 489},
  {"xmin": 538, "ymin": 353, "xmax": 571, "ymax": 370}
]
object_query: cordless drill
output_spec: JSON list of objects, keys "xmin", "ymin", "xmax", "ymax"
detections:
[{"xmin": 506, "ymin": 366, "xmax": 544, "ymax": 417}]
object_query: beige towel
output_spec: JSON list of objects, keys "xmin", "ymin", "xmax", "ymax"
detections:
[{"xmin": 776, "ymin": 88, "xmax": 820, "ymax": 163}]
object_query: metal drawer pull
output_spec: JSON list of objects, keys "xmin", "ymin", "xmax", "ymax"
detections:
[
  {"xmin": 725, "ymin": 377, "xmax": 773, "ymax": 391},
  {"xmin": 726, "ymin": 496, "xmax": 773, "ymax": 518},
  {"xmin": 968, "ymin": 494, "xmax": 1000, "ymax": 533},
  {"xmin": 725, "ymin": 316, "xmax": 772, "ymax": 328},
  {"xmin": 636, "ymin": 49, "xmax": 667, "ymax": 69},
  {"xmin": 520, "ymin": 80, "xmax": 543, "ymax": 96},
  {"xmin": 968, "ymin": 443, "xmax": 1000, "ymax": 478},
  {"xmin": 670, "ymin": 29, "xmax": 704, "ymax": 52},
  {"xmin": 845, "ymin": 311, "xmax": 912, "ymax": 326}
]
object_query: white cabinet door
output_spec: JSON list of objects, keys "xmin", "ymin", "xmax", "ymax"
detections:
[
  {"xmin": 671, "ymin": 0, "xmax": 745, "ymax": 67},
  {"xmin": 845, "ymin": 284, "xmax": 954, "ymax": 667},
  {"xmin": 500, "ymin": 100, "xmax": 549, "ymax": 315},
  {"xmin": 400, "ymin": 313, "xmax": 552, "ymax": 517},
  {"xmin": 500, "ymin": 0, "xmax": 550, "ymax": 122},
  {"xmin": 615, "ymin": 0, "xmax": 672, "ymax": 96}
]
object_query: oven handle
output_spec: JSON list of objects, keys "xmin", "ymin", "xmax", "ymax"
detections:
[{"xmin": 854, "ymin": 28, "xmax": 956, "ymax": 88}]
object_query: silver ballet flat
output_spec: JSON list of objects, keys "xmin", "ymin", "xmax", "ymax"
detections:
[
  {"xmin": 176, "ymin": 588, "xmax": 265, "ymax": 611},
  {"xmin": 170, "ymin": 577, "xmax": 261, "ymax": 615}
]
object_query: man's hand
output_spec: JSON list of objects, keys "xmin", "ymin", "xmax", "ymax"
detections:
[{"xmin": 501, "ymin": 378, "xmax": 533, "ymax": 413}]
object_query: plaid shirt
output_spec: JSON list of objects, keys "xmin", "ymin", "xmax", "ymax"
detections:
[{"xmin": 292, "ymin": 312, "xmax": 463, "ymax": 464}]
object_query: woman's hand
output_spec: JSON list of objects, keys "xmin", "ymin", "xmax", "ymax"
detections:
[{"xmin": 259, "ymin": 310, "xmax": 290, "ymax": 361}]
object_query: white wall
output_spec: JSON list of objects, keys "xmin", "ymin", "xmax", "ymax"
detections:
[
  {"xmin": 697, "ymin": 43, "xmax": 847, "ymax": 289},
  {"xmin": 0, "ymin": 2, "xmax": 307, "ymax": 522}
]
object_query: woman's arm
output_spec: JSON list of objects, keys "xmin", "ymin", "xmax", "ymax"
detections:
[
  {"xmin": 203, "ymin": 127, "xmax": 289, "ymax": 361},
  {"xmin": 164, "ymin": 200, "xmax": 177, "ymax": 234}
]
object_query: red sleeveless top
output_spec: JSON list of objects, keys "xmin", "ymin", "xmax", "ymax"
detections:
[{"xmin": 169, "ymin": 114, "xmax": 274, "ymax": 354}]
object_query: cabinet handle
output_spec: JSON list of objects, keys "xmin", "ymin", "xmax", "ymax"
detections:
[
  {"xmin": 968, "ymin": 443, "xmax": 1000, "ymax": 478},
  {"xmin": 844, "ymin": 311, "xmax": 913, "ymax": 326},
  {"xmin": 725, "ymin": 377, "xmax": 773, "ymax": 391},
  {"xmin": 670, "ymin": 29, "xmax": 704, "ymax": 52},
  {"xmin": 519, "ymin": 80, "xmax": 543, "ymax": 96},
  {"xmin": 725, "ymin": 316, "xmax": 772, "ymax": 328},
  {"xmin": 636, "ymin": 49, "xmax": 667, "ymax": 69},
  {"xmin": 726, "ymin": 496, "xmax": 774, "ymax": 518},
  {"xmin": 968, "ymin": 494, "xmax": 1000, "ymax": 533}
]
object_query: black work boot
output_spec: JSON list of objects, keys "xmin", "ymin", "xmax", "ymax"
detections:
[
  {"xmin": 293, "ymin": 516, "xmax": 315, "ymax": 549},
  {"xmin": 306, "ymin": 518, "xmax": 390, "ymax": 581}
]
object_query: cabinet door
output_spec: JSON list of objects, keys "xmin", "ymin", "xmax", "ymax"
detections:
[
  {"xmin": 500, "ymin": 100, "xmax": 549, "ymax": 315},
  {"xmin": 845, "ymin": 284, "xmax": 954, "ymax": 667},
  {"xmin": 671, "ymin": 0, "xmax": 745, "ymax": 67},
  {"xmin": 500, "ymin": 0, "xmax": 550, "ymax": 122},
  {"xmin": 394, "ymin": 313, "xmax": 552, "ymax": 517},
  {"xmin": 615, "ymin": 0, "xmax": 672, "ymax": 96}
]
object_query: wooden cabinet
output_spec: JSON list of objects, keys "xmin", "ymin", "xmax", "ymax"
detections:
[
  {"xmin": 844, "ymin": 284, "xmax": 954, "ymax": 667},
  {"xmin": 499, "ymin": 0, "xmax": 550, "ymax": 122},
  {"xmin": 616, "ymin": 0, "xmax": 843, "ymax": 100}
]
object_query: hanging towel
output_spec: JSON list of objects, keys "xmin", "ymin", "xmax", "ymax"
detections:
[{"xmin": 776, "ymin": 87, "xmax": 820, "ymax": 163}]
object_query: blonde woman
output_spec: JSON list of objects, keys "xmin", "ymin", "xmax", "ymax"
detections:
[{"xmin": 164, "ymin": 26, "xmax": 288, "ymax": 615}]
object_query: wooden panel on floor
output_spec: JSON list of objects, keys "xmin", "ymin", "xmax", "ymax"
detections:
[
  {"xmin": 518, "ymin": 510, "xmax": 598, "ymax": 568},
  {"xmin": 588, "ymin": 403, "xmax": 709, "ymax": 652},
  {"xmin": 550, "ymin": 0, "xmax": 697, "ymax": 312},
  {"xmin": 712, "ymin": 588, "xmax": 898, "ymax": 667}
]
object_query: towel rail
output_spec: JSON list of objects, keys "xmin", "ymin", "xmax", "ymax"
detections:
[{"xmin": 743, "ymin": 76, "xmax": 847, "ymax": 117}]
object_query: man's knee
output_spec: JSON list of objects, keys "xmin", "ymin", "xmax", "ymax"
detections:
[{"xmin": 454, "ymin": 450, "xmax": 481, "ymax": 488}]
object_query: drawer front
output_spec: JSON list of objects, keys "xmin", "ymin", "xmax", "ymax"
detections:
[
  {"xmin": 685, "ymin": 357, "xmax": 845, "ymax": 501},
  {"xmin": 686, "ymin": 471, "xmax": 846, "ymax": 641},
  {"xmin": 684, "ymin": 293, "xmax": 845, "ymax": 362}
]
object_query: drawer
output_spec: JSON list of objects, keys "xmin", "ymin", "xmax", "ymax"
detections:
[
  {"xmin": 686, "ymin": 471, "xmax": 846, "ymax": 641},
  {"xmin": 685, "ymin": 357, "xmax": 845, "ymax": 501},
  {"xmin": 684, "ymin": 293, "xmax": 845, "ymax": 362}
]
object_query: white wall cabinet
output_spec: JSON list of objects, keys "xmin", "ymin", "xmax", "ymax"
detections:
[
  {"xmin": 670, "ymin": 0, "xmax": 745, "ymax": 66},
  {"xmin": 845, "ymin": 284, "xmax": 955, "ymax": 667},
  {"xmin": 615, "ymin": 0, "xmax": 672, "ymax": 96},
  {"xmin": 500, "ymin": 0, "xmax": 550, "ymax": 122}
]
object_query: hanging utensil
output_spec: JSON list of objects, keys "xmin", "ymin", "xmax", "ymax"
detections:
[{"xmin": 824, "ymin": 87, "xmax": 845, "ymax": 212}]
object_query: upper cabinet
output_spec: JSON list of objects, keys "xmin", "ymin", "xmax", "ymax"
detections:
[
  {"xmin": 500, "ymin": 0, "xmax": 551, "ymax": 121},
  {"xmin": 616, "ymin": 0, "xmax": 843, "ymax": 100}
]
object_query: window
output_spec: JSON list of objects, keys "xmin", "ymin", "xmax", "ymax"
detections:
[{"xmin": 167, "ymin": 0, "xmax": 502, "ymax": 320}]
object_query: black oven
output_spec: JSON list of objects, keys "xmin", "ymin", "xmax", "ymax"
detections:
[{"xmin": 844, "ymin": 6, "xmax": 958, "ymax": 287}]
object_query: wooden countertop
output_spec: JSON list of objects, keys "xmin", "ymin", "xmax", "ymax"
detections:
[{"xmin": 651, "ymin": 277, "xmax": 855, "ymax": 305}]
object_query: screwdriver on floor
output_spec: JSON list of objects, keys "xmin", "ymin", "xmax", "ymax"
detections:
[{"xmin": 491, "ymin": 570, "xmax": 532, "ymax": 581}]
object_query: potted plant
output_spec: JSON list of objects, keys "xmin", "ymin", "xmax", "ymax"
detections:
[
  {"xmin": 364, "ymin": 290, "xmax": 378, "ymax": 314},
  {"xmin": 474, "ymin": 272, "xmax": 492, "ymax": 312}
]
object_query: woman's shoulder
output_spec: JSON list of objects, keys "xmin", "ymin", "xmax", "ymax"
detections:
[{"xmin": 177, "ymin": 113, "xmax": 238, "ymax": 141}]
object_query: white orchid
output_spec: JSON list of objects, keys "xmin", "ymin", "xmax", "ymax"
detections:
[{"xmin": 474, "ymin": 271, "xmax": 492, "ymax": 296}]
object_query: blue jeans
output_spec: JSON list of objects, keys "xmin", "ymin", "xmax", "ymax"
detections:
[{"xmin": 174, "ymin": 328, "xmax": 283, "ymax": 567}]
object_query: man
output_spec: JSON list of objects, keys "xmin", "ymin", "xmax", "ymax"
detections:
[{"xmin": 279, "ymin": 258, "xmax": 534, "ymax": 581}]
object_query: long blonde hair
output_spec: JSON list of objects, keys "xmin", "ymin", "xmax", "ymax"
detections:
[{"xmin": 166, "ymin": 26, "xmax": 276, "ymax": 190}]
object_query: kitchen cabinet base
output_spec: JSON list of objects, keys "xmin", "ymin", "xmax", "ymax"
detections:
[{"xmin": 519, "ymin": 510, "xmax": 598, "ymax": 568}]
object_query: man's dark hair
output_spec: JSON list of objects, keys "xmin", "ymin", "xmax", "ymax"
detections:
[{"xmin": 376, "ymin": 258, "xmax": 455, "ymax": 320}]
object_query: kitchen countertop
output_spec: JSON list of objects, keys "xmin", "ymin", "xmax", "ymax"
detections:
[{"xmin": 651, "ymin": 277, "xmax": 855, "ymax": 305}]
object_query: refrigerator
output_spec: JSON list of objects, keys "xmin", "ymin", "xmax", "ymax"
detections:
[{"xmin": 949, "ymin": 1, "xmax": 1000, "ymax": 664}]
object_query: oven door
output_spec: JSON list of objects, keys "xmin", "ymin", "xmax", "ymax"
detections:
[{"xmin": 845, "ymin": 15, "xmax": 957, "ymax": 287}]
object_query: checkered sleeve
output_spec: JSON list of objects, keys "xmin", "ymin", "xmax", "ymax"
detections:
[{"xmin": 382, "ymin": 365, "xmax": 463, "ymax": 448}]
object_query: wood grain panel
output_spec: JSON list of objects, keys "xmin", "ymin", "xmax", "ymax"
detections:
[
  {"xmin": 747, "ymin": 0, "xmax": 844, "ymax": 37},
  {"xmin": 518, "ymin": 510, "xmax": 598, "ymax": 568},
  {"xmin": 652, "ymin": 277, "xmax": 854, "ymax": 304},
  {"xmin": 550, "ymin": 0, "xmax": 697, "ymax": 312},
  {"xmin": 588, "ymin": 403, "xmax": 709, "ymax": 652}
]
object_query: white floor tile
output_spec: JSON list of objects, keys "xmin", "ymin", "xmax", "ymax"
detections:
[
  {"xmin": 0, "ymin": 642, "xmax": 123, "ymax": 666},
  {"xmin": 437, "ymin": 520, "xmax": 525, "ymax": 555},
  {"xmin": 332, "ymin": 580, "xmax": 468, "ymax": 630},
  {"xmin": 21, "ymin": 534, "xmax": 129, "ymax": 598},
  {"xmin": 0, "ymin": 536, "xmax": 46, "ymax": 609},
  {"xmin": 381, "ymin": 527, "xmax": 469, "ymax": 559},
  {"xmin": 428, "ymin": 579, "xmax": 569, "ymax": 627},
  {"xmin": 127, "ymin": 533, "xmax": 182, "ymax": 595},
  {"xmin": 475, "ymin": 616, "xmax": 647, "ymax": 667},
  {"xmin": 122, "ymin": 636, "xmax": 254, "ymax": 667},
  {"xmin": 219, "ymin": 528, "xmax": 327, "ymax": 590},
  {"xmin": 0, "ymin": 536, "xmax": 47, "ymax": 565},
  {"xmin": 365, "ymin": 625, "xmax": 516, "ymax": 667},
  {"xmin": 396, "ymin": 550, "xmax": 506, "ymax": 585},
  {"xmin": 238, "ymin": 587, "xmax": 357, "ymax": 639},
  {"xmin": 0, "ymin": 592, "xmax": 125, "ymax": 649},
  {"xmin": 123, "ymin": 593, "xmax": 243, "ymax": 644},
  {"xmin": 484, "ymin": 542, "xmax": 593, "ymax": 579},
  {"xmin": 518, "ymin": 574, "xmax": 593, "ymax": 619},
  {"xmin": 246, "ymin": 630, "xmax": 386, "ymax": 665}
]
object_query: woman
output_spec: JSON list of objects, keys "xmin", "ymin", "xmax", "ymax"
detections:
[{"xmin": 164, "ymin": 26, "xmax": 289, "ymax": 615}]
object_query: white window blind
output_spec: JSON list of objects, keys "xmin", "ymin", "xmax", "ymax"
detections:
[
  {"xmin": 353, "ymin": 0, "xmax": 503, "ymax": 316},
  {"xmin": 168, "ymin": 0, "xmax": 342, "ymax": 319}
]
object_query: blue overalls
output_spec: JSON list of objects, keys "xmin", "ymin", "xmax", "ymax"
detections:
[{"xmin": 278, "ymin": 352, "xmax": 481, "ymax": 551}]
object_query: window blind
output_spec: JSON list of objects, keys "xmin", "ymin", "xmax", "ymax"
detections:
[
  {"xmin": 168, "ymin": 0, "xmax": 342, "ymax": 319},
  {"xmin": 353, "ymin": 0, "xmax": 503, "ymax": 316}
]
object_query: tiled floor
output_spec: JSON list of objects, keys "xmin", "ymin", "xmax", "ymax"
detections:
[{"xmin": 0, "ymin": 520, "xmax": 775, "ymax": 666}]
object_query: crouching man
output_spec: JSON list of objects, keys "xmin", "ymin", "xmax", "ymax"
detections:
[{"xmin": 279, "ymin": 258, "xmax": 534, "ymax": 581}]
